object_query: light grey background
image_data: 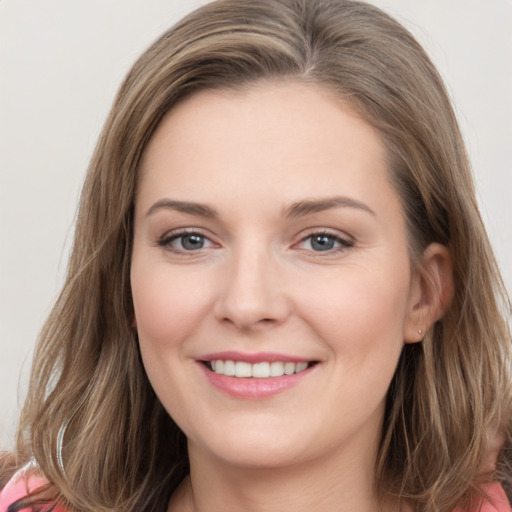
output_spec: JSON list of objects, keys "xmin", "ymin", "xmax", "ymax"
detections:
[{"xmin": 1, "ymin": 0, "xmax": 511, "ymax": 451}]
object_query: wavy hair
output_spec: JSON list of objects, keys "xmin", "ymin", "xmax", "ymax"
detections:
[{"xmin": 3, "ymin": 1, "xmax": 511, "ymax": 511}]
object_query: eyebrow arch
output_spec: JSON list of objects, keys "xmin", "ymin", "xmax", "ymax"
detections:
[
  {"xmin": 284, "ymin": 196, "xmax": 375, "ymax": 218},
  {"xmin": 145, "ymin": 196, "xmax": 375, "ymax": 219},
  {"xmin": 145, "ymin": 199, "xmax": 218, "ymax": 218}
]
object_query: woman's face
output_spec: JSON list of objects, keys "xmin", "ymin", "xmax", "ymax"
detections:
[{"xmin": 131, "ymin": 83, "xmax": 422, "ymax": 470}]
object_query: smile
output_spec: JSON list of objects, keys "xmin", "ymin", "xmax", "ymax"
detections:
[
  {"xmin": 198, "ymin": 353, "xmax": 319, "ymax": 399},
  {"xmin": 207, "ymin": 360, "xmax": 314, "ymax": 378}
]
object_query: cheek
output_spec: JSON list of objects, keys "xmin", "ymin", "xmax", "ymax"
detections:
[
  {"xmin": 130, "ymin": 263, "xmax": 211, "ymax": 423},
  {"xmin": 131, "ymin": 261, "xmax": 213, "ymax": 354},
  {"xmin": 298, "ymin": 261, "xmax": 411, "ymax": 359}
]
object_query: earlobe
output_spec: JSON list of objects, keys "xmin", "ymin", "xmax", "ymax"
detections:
[{"xmin": 404, "ymin": 243, "xmax": 454, "ymax": 343}]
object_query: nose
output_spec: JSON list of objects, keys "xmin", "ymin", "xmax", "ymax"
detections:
[{"xmin": 214, "ymin": 244, "xmax": 291, "ymax": 331}]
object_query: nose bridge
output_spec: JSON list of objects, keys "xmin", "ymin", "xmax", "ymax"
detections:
[{"xmin": 215, "ymin": 236, "xmax": 289, "ymax": 329}]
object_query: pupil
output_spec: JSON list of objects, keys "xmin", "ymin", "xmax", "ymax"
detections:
[
  {"xmin": 182, "ymin": 235, "xmax": 204, "ymax": 250},
  {"xmin": 311, "ymin": 235, "xmax": 334, "ymax": 251}
]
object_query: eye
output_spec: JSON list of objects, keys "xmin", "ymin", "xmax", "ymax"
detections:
[
  {"xmin": 297, "ymin": 231, "xmax": 353, "ymax": 252},
  {"xmin": 157, "ymin": 230, "xmax": 215, "ymax": 252}
]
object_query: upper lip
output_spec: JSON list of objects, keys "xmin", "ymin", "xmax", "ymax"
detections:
[{"xmin": 197, "ymin": 351, "xmax": 315, "ymax": 364}]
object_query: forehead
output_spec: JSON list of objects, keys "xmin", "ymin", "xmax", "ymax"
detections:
[{"xmin": 136, "ymin": 82, "xmax": 400, "ymax": 224}]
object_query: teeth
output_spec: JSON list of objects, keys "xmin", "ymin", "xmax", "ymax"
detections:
[
  {"xmin": 270, "ymin": 361, "xmax": 285, "ymax": 377},
  {"xmin": 252, "ymin": 362, "xmax": 270, "ymax": 378},
  {"xmin": 284, "ymin": 362, "xmax": 295, "ymax": 375},
  {"xmin": 224, "ymin": 360, "xmax": 235, "ymax": 376},
  {"xmin": 235, "ymin": 361, "xmax": 252, "ymax": 377},
  {"xmin": 296, "ymin": 362, "xmax": 308, "ymax": 373},
  {"xmin": 210, "ymin": 360, "xmax": 311, "ymax": 378}
]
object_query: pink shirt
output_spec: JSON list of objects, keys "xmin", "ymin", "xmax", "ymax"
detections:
[
  {"xmin": 1, "ymin": 468, "xmax": 511, "ymax": 512},
  {"xmin": 0, "ymin": 468, "xmax": 66, "ymax": 512}
]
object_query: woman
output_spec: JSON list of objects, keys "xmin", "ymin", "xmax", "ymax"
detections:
[{"xmin": 1, "ymin": 0, "xmax": 511, "ymax": 511}]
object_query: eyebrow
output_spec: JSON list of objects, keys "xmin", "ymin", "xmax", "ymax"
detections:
[
  {"xmin": 145, "ymin": 199, "xmax": 218, "ymax": 218},
  {"xmin": 145, "ymin": 195, "xmax": 375, "ymax": 219},
  {"xmin": 283, "ymin": 196, "xmax": 375, "ymax": 218}
]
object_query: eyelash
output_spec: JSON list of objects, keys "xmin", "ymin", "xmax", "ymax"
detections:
[
  {"xmin": 157, "ymin": 229, "xmax": 214, "ymax": 254},
  {"xmin": 156, "ymin": 229, "xmax": 353, "ymax": 254},
  {"xmin": 295, "ymin": 230, "xmax": 353, "ymax": 254}
]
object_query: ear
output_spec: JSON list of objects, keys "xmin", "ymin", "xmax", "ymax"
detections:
[{"xmin": 404, "ymin": 243, "xmax": 454, "ymax": 343}]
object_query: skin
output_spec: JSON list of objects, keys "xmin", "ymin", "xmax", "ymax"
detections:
[{"xmin": 131, "ymin": 82, "xmax": 451, "ymax": 512}]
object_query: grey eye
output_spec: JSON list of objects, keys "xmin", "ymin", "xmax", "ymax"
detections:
[
  {"xmin": 310, "ymin": 235, "xmax": 336, "ymax": 251},
  {"xmin": 296, "ymin": 232, "xmax": 353, "ymax": 253},
  {"xmin": 158, "ymin": 230, "xmax": 216, "ymax": 253},
  {"xmin": 180, "ymin": 234, "xmax": 205, "ymax": 250}
]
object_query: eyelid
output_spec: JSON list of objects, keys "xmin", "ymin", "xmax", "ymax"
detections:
[
  {"xmin": 156, "ymin": 227, "xmax": 219, "ymax": 253},
  {"xmin": 293, "ymin": 228, "xmax": 354, "ymax": 252},
  {"xmin": 155, "ymin": 226, "xmax": 353, "ymax": 255}
]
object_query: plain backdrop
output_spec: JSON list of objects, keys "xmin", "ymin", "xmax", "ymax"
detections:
[{"xmin": 1, "ymin": 0, "xmax": 511, "ymax": 451}]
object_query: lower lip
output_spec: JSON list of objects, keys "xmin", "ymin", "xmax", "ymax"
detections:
[{"xmin": 199, "ymin": 363, "xmax": 315, "ymax": 399}]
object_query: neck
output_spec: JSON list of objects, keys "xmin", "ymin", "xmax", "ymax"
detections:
[{"xmin": 169, "ymin": 434, "xmax": 401, "ymax": 512}]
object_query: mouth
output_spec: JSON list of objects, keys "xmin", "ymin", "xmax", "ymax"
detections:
[
  {"xmin": 198, "ymin": 353, "xmax": 320, "ymax": 399},
  {"xmin": 201, "ymin": 360, "xmax": 319, "ymax": 378}
]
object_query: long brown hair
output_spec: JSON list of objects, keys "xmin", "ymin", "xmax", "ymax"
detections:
[{"xmin": 3, "ymin": 1, "xmax": 511, "ymax": 511}]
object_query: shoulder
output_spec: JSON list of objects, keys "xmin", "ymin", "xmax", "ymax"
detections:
[
  {"xmin": 2, "ymin": 471, "xmax": 510, "ymax": 512},
  {"xmin": 0, "ymin": 464, "xmax": 67, "ymax": 512},
  {"xmin": 455, "ymin": 483, "xmax": 512, "ymax": 512},
  {"xmin": 481, "ymin": 483, "xmax": 511, "ymax": 512}
]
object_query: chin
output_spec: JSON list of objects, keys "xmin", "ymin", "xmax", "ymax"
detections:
[
  {"xmin": 202, "ymin": 438, "xmax": 309, "ymax": 470},
  {"xmin": 186, "ymin": 413, "xmax": 337, "ymax": 471},
  {"xmin": 185, "ymin": 417, "xmax": 291, "ymax": 465}
]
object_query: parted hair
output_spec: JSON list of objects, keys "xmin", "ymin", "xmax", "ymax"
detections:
[{"xmin": 2, "ymin": 1, "xmax": 511, "ymax": 511}]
